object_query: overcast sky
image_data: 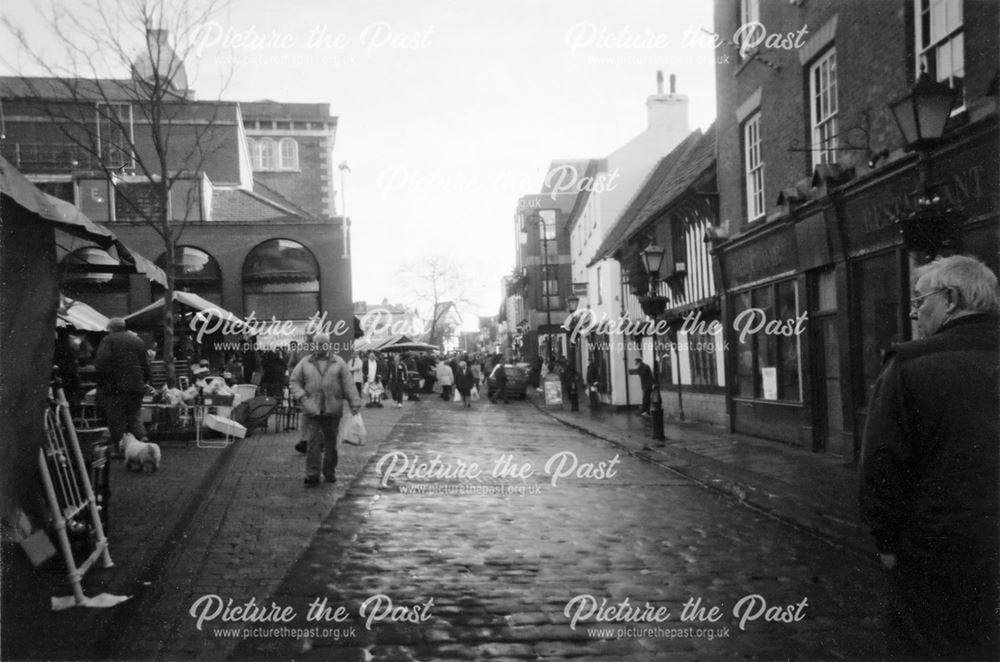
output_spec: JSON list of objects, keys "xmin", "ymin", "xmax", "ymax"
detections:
[{"xmin": 1, "ymin": 0, "xmax": 717, "ymax": 328}]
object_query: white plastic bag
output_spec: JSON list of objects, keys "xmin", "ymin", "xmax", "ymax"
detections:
[
  {"xmin": 470, "ymin": 386, "xmax": 480, "ymax": 401},
  {"xmin": 340, "ymin": 413, "xmax": 367, "ymax": 446},
  {"xmin": 452, "ymin": 388, "xmax": 461, "ymax": 402}
]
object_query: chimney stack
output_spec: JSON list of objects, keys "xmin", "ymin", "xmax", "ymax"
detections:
[{"xmin": 646, "ymin": 72, "xmax": 689, "ymax": 132}]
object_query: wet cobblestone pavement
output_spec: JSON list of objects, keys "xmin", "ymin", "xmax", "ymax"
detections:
[{"xmin": 229, "ymin": 399, "xmax": 886, "ymax": 661}]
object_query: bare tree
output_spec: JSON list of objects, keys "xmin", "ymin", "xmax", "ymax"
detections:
[
  {"xmin": 396, "ymin": 256, "xmax": 472, "ymax": 350},
  {"xmin": 3, "ymin": 0, "xmax": 232, "ymax": 383}
]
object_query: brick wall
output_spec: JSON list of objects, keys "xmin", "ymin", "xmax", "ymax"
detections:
[
  {"xmin": 713, "ymin": 0, "xmax": 999, "ymax": 235},
  {"xmin": 251, "ymin": 134, "xmax": 333, "ymax": 218}
]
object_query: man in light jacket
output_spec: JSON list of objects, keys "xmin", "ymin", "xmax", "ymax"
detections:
[{"xmin": 289, "ymin": 333, "xmax": 362, "ymax": 486}]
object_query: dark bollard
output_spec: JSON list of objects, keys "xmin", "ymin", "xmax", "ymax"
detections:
[{"xmin": 650, "ymin": 383, "xmax": 666, "ymax": 445}]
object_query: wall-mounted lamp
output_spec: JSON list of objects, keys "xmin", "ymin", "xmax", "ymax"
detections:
[{"xmin": 888, "ymin": 71, "xmax": 961, "ymax": 260}]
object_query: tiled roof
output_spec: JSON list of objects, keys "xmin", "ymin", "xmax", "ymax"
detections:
[
  {"xmin": 590, "ymin": 123, "xmax": 716, "ymax": 264},
  {"xmin": 210, "ymin": 187, "xmax": 307, "ymax": 222}
]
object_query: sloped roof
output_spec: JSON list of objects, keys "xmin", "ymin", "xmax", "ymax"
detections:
[
  {"xmin": 251, "ymin": 178, "xmax": 316, "ymax": 219},
  {"xmin": 0, "ymin": 76, "xmax": 137, "ymax": 101},
  {"xmin": 590, "ymin": 123, "xmax": 716, "ymax": 264},
  {"xmin": 211, "ymin": 187, "xmax": 308, "ymax": 222}
]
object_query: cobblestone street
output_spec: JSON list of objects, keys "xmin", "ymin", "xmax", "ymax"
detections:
[{"xmin": 216, "ymin": 398, "xmax": 886, "ymax": 661}]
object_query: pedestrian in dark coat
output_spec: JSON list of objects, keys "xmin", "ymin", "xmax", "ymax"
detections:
[
  {"xmin": 94, "ymin": 317, "xmax": 151, "ymax": 447},
  {"xmin": 260, "ymin": 351, "xmax": 287, "ymax": 398},
  {"xmin": 454, "ymin": 361, "xmax": 475, "ymax": 408},
  {"xmin": 859, "ymin": 255, "xmax": 999, "ymax": 661},
  {"xmin": 387, "ymin": 355, "xmax": 407, "ymax": 408},
  {"xmin": 632, "ymin": 357, "xmax": 654, "ymax": 415}
]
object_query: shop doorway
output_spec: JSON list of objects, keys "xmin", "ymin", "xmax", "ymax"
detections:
[{"xmin": 814, "ymin": 313, "xmax": 848, "ymax": 454}]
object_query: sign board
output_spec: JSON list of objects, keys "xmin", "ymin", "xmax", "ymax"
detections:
[
  {"xmin": 543, "ymin": 374, "xmax": 563, "ymax": 407},
  {"xmin": 761, "ymin": 367, "xmax": 778, "ymax": 401}
]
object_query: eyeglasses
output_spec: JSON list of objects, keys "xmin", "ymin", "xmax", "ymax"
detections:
[{"xmin": 910, "ymin": 287, "xmax": 946, "ymax": 311}]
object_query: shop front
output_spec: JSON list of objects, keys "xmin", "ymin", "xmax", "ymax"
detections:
[
  {"xmin": 833, "ymin": 115, "xmax": 999, "ymax": 451},
  {"xmin": 717, "ymin": 222, "xmax": 811, "ymax": 446}
]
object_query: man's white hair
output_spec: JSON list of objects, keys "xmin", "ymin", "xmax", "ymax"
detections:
[{"xmin": 914, "ymin": 254, "xmax": 1000, "ymax": 315}]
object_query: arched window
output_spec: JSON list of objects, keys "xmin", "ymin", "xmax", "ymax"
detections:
[
  {"xmin": 247, "ymin": 137, "xmax": 259, "ymax": 169},
  {"xmin": 60, "ymin": 246, "xmax": 131, "ymax": 317},
  {"xmin": 258, "ymin": 138, "xmax": 276, "ymax": 171},
  {"xmin": 279, "ymin": 138, "xmax": 299, "ymax": 170},
  {"xmin": 243, "ymin": 239, "xmax": 320, "ymax": 320},
  {"xmin": 153, "ymin": 246, "xmax": 223, "ymax": 305}
]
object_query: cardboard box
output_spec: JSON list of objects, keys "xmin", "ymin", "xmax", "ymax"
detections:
[{"xmin": 203, "ymin": 413, "xmax": 246, "ymax": 439}]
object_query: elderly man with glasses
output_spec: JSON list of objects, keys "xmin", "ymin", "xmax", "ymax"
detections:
[{"xmin": 859, "ymin": 254, "xmax": 999, "ymax": 661}]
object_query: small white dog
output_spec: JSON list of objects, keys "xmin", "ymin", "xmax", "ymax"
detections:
[{"xmin": 120, "ymin": 433, "xmax": 162, "ymax": 473}]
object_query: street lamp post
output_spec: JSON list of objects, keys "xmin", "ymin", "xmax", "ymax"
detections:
[
  {"xmin": 888, "ymin": 71, "xmax": 960, "ymax": 260},
  {"xmin": 639, "ymin": 242, "xmax": 668, "ymax": 444},
  {"xmin": 567, "ymin": 294, "xmax": 580, "ymax": 411},
  {"xmin": 528, "ymin": 212, "xmax": 554, "ymax": 364}
]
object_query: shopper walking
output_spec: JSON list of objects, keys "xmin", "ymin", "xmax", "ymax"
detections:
[
  {"xmin": 454, "ymin": 360, "xmax": 475, "ymax": 408},
  {"xmin": 436, "ymin": 359, "xmax": 454, "ymax": 401},
  {"xmin": 289, "ymin": 333, "xmax": 362, "ymax": 486},
  {"xmin": 387, "ymin": 354, "xmax": 407, "ymax": 408},
  {"xmin": 347, "ymin": 350, "xmax": 364, "ymax": 398}
]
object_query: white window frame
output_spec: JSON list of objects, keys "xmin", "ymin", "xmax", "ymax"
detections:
[
  {"xmin": 258, "ymin": 138, "xmax": 277, "ymax": 171},
  {"xmin": 809, "ymin": 48, "xmax": 838, "ymax": 169},
  {"xmin": 95, "ymin": 103, "xmax": 134, "ymax": 170},
  {"xmin": 914, "ymin": 0, "xmax": 964, "ymax": 110},
  {"xmin": 246, "ymin": 138, "xmax": 259, "ymax": 170},
  {"xmin": 744, "ymin": 112, "xmax": 765, "ymax": 222},
  {"xmin": 739, "ymin": 0, "xmax": 761, "ymax": 60},
  {"xmin": 279, "ymin": 138, "xmax": 299, "ymax": 170}
]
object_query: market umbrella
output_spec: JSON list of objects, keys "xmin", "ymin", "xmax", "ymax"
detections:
[
  {"xmin": 56, "ymin": 295, "xmax": 110, "ymax": 332},
  {"xmin": 124, "ymin": 290, "xmax": 243, "ymax": 331},
  {"xmin": 380, "ymin": 342, "xmax": 439, "ymax": 353}
]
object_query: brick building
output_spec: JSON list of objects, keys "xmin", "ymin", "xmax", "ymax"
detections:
[
  {"xmin": 0, "ymin": 30, "xmax": 353, "ymax": 358},
  {"xmin": 711, "ymin": 0, "xmax": 998, "ymax": 453}
]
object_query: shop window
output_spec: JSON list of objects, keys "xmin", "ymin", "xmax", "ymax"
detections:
[
  {"xmin": 809, "ymin": 48, "xmax": 838, "ymax": 169},
  {"xmin": 60, "ymin": 246, "xmax": 130, "ymax": 317},
  {"xmin": 915, "ymin": 0, "xmax": 964, "ymax": 108},
  {"xmin": 734, "ymin": 291, "xmax": 754, "ymax": 397},
  {"xmin": 732, "ymin": 280, "xmax": 802, "ymax": 402},
  {"xmin": 153, "ymin": 246, "xmax": 222, "ymax": 305},
  {"xmin": 243, "ymin": 239, "xmax": 320, "ymax": 320},
  {"xmin": 743, "ymin": 112, "xmax": 765, "ymax": 222}
]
